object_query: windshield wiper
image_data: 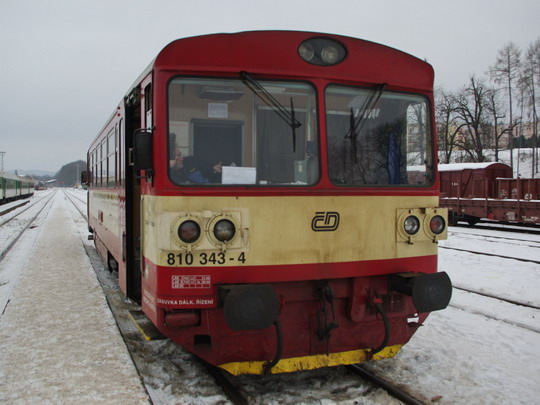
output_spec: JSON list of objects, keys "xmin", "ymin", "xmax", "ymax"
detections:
[
  {"xmin": 345, "ymin": 108, "xmax": 359, "ymax": 164},
  {"xmin": 345, "ymin": 83, "xmax": 386, "ymax": 163},
  {"xmin": 241, "ymin": 71, "xmax": 302, "ymax": 152}
]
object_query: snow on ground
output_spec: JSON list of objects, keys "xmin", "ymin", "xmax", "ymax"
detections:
[
  {"xmin": 0, "ymin": 187, "xmax": 539, "ymax": 404},
  {"xmin": 367, "ymin": 226, "xmax": 540, "ymax": 404},
  {"xmin": 0, "ymin": 190, "xmax": 56, "ymax": 314},
  {"xmin": 0, "ymin": 192, "xmax": 149, "ymax": 403},
  {"xmin": 439, "ymin": 233, "xmax": 540, "ymax": 307},
  {"xmin": 369, "ymin": 301, "xmax": 540, "ymax": 404}
]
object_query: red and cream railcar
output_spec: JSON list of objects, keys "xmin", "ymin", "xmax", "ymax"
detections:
[{"xmin": 87, "ymin": 31, "xmax": 451, "ymax": 375}]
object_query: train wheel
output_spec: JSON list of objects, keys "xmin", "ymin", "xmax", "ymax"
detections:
[
  {"xmin": 466, "ymin": 216, "xmax": 479, "ymax": 226},
  {"xmin": 107, "ymin": 253, "xmax": 119, "ymax": 273}
]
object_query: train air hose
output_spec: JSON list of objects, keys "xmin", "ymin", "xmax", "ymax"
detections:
[
  {"xmin": 371, "ymin": 295, "xmax": 390, "ymax": 355},
  {"xmin": 264, "ymin": 319, "xmax": 283, "ymax": 374}
]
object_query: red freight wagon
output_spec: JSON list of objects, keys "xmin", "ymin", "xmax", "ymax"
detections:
[
  {"xmin": 497, "ymin": 178, "xmax": 540, "ymax": 200},
  {"xmin": 439, "ymin": 162, "xmax": 512, "ymax": 198},
  {"xmin": 439, "ymin": 163, "xmax": 540, "ymax": 225}
]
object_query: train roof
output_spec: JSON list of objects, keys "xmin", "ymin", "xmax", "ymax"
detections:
[
  {"xmin": 438, "ymin": 162, "xmax": 512, "ymax": 172},
  {"xmin": 0, "ymin": 172, "xmax": 35, "ymax": 182},
  {"xmin": 122, "ymin": 31, "xmax": 434, "ymax": 101},
  {"xmin": 152, "ymin": 31, "xmax": 434, "ymax": 90},
  {"xmin": 96, "ymin": 31, "xmax": 435, "ymax": 145}
]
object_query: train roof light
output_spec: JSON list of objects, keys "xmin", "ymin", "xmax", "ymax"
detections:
[
  {"xmin": 298, "ymin": 37, "xmax": 347, "ymax": 66},
  {"xmin": 321, "ymin": 46, "xmax": 340, "ymax": 65},
  {"xmin": 298, "ymin": 42, "xmax": 315, "ymax": 61}
]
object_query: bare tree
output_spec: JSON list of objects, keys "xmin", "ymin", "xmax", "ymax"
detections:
[
  {"xmin": 485, "ymin": 87, "xmax": 508, "ymax": 162},
  {"xmin": 435, "ymin": 86, "xmax": 465, "ymax": 163},
  {"xmin": 489, "ymin": 42, "xmax": 522, "ymax": 168},
  {"xmin": 454, "ymin": 76, "xmax": 491, "ymax": 162},
  {"xmin": 520, "ymin": 38, "xmax": 540, "ymax": 176}
]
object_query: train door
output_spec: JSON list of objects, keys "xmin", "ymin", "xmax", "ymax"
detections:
[{"xmin": 124, "ymin": 88, "xmax": 142, "ymax": 301}]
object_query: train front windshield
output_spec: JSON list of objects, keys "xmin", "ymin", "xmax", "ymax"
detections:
[
  {"xmin": 168, "ymin": 77, "xmax": 318, "ymax": 186},
  {"xmin": 326, "ymin": 85, "xmax": 433, "ymax": 186},
  {"xmin": 168, "ymin": 78, "xmax": 433, "ymax": 187}
]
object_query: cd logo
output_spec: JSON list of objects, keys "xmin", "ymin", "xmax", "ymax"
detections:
[{"xmin": 311, "ymin": 212, "xmax": 340, "ymax": 232}]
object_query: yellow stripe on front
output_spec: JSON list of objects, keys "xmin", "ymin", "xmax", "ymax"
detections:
[
  {"xmin": 218, "ymin": 344, "xmax": 403, "ymax": 375},
  {"xmin": 142, "ymin": 195, "xmax": 440, "ymax": 268}
]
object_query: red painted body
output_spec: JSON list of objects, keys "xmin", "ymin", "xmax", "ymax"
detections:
[{"xmin": 87, "ymin": 31, "xmax": 449, "ymax": 374}]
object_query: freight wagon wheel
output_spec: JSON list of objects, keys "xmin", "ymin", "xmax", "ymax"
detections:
[
  {"xmin": 448, "ymin": 212, "xmax": 458, "ymax": 226},
  {"xmin": 465, "ymin": 216, "xmax": 479, "ymax": 226}
]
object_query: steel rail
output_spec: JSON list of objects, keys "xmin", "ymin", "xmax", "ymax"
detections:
[
  {"xmin": 62, "ymin": 189, "xmax": 87, "ymax": 220},
  {"xmin": 440, "ymin": 245, "xmax": 540, "ymax": 265},
  {"xmin": 0, "ymin": 190, "xmax": 57, "ymax": 262},
  {"xmin": 453, "ymin": 285, "xmax": 540, "ymax": 311},
  {"xmin": 448, "ymin": 230, "xmax": 540, "ymax": 247},
  {"xmin": 453, "ymin": 222, "xmax": 540, "ymax": 235},
  {"xmin": 0, "ymin": 190, "xmax": 55, "ymax": 227},
  {"xmin": 200, "ymin": 361, "xmax": 249, "ymax": 405},
  {"xmin": 346, "ymin": 364, "xmax": 429, "ymax": 405}
]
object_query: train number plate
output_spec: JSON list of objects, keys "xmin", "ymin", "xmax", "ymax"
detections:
[
  {"xmin": 172, "ymin": 275, "xmax": 211, "ymax": 289},
  {"xmin": 166, "ymin": 251, "xmax": 246, "ymax": 266}
]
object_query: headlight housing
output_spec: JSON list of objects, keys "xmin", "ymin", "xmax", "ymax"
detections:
[
  {"xmin": 213, "ymin": 219, "xmax": 236, "ymax": 243},
  {"xmin": 404, "ymin": 215, "xmax": 420, "ymax": 235},
  {"xmin": 298, "ymin": 37, "xmax": 347, "ymax": 66},
  {"xmin": 178, "ymin": 220, "xmax": 201, "ymax": 244},
  {"xmin": 429, "ymin": 215, "xmax": 446, "ymax": 235}
]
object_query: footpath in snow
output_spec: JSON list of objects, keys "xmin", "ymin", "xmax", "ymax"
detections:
[{"xmin": 0, "ymin": 193, "xmax": 149, "ymax": 403}]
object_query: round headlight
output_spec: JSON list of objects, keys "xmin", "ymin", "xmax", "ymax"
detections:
[
  {"xmin": 430, "ymin": 215, "xmax": 446, "ymax": 235},
  {"xmin": 178, "ymin": 220, "xmax": 201, "ymax": 243},
  {"xmin": 213, "ymin": 219, "xmax": 236, "ymax": 242},
  {"xmin": 404, "ymin": 215, "xmax": 420, "ymax": 235},
  {"xmin": 321, "ymin": 46, "xmax": 340, "ymax": 64},
  {"xmin": 298, "ymin": 42, "xmax": 315, "ymax": 61}
]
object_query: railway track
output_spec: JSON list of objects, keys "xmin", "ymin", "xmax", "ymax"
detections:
[
  {"xmin": 453, "ymin": 222, "xmax": 540, "ymax": 235},
  {"xmin": 449, "ymin": 229, "xmax": 540, "ymax": 247},
  {"xmin": 440, "ymin": 245, "xmax": 540, "ymax": 265},
  {"xmin": 0, "ymin": 200, "xmax": 30, "ymax": 216},
  {"xmin": 200, "ymin": 362, "xmax": 249, "ymax": 405},
  {"xmin": 201, "ymin": 361, "xmax": 433, "ymax": 405},
  {"xmin": 0, "ymin": 190, "xmax": 55, "ymax": 227},
  {"xmin": 442, "ymin": 226, "xmax": 540, "ymax": 328},
  {"xmin": 0, "ymin": 190, "xmax": 57, "ymax": 316},
  {"xmin": 346, "ymin": 364, "xmax": 430, "ymax": 405},
  {"xmin": 453, "ymin": 285, "xmax": 540, "ymax": 311},
  {"xmin": 0, "ymin": 190, "xmax": 57, "ymax": 262},
  {"xmin": 62, "ymin": 189, "xmax": 87, "ymax": 220},
  {"xmin": 449, "ymin": 288, "xmax": 540, "ymax": 334},
  {"xmin": 63, "ymin": 188, "xmax": 87, "ymax": 205}
]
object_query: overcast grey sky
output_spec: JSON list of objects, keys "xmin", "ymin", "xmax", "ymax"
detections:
[{"xmin": 0, "ymin": 0, "xmax": 538, "ymax": 173}]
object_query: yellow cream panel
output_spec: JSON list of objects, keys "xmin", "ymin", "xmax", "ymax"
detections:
[
  {"xmin": 89, "ymin": 190, "xmax": 120, "ymax": 237},
  {"xmin": 143, "ymin": 195, "xmax": 441, "ymax": 267}
]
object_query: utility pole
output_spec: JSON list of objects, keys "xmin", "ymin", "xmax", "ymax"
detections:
[{"xmin": 0, "ymin": 151, "xmax": 5, "ymax": 173}]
